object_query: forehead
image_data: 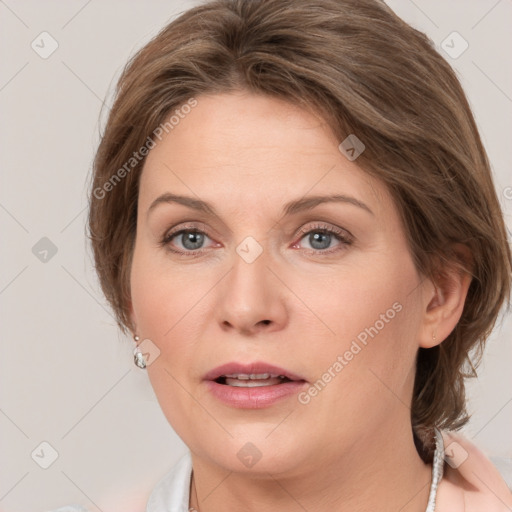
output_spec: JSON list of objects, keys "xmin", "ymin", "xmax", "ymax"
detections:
[{"xmin": 138, "ymin": 92, "xmax": 389, "ymax": 216}]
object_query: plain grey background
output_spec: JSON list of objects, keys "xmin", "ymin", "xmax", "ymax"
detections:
[{"xmin": 1, "ymin": 1, "xmax": 511, "ymax": 510}]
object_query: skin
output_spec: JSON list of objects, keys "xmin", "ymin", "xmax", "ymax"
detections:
[{"xmin": 129, "ymin": 91, "xmax": 471, "ymax": 511}]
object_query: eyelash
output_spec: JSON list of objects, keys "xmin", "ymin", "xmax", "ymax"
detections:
[{"xmin": 160, "ymin": 222, "xmax": 354, "ymax": 257}]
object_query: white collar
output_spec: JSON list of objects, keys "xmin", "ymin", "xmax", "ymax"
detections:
[
  {"xmin": 146, "ymin": 450, "xmax": 192, "ymax": 512},
  {"xmin": 147, "ymin": 430, "xmax": 445, "ymax": 512}
]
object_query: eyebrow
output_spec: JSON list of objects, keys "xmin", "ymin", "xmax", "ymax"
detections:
[{"xmin": 147, "ymin": 192, "xmax": 374, "ymax": 217}]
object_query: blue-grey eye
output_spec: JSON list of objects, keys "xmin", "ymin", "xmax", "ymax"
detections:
[
  {"xmin": 307, "ymin": 231, "xmax": 332, "ymax": 250},
  {"xmin": 180, "ymin": 231, "xmax": 205, "ymax": 250}
]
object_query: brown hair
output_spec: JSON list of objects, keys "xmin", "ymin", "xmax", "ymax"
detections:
[{"xmin": 87, "ymin": 0, "xmax": 511, "ymax": 450}]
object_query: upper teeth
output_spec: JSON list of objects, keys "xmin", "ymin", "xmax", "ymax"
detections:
[{"xmin": 223, "ymin": 373, "xmax": 286, "ymax": 380}]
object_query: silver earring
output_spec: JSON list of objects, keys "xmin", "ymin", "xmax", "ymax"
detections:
[{"xmin": 133, "ymin": 334, "xmax": 146, "ymax": 369}]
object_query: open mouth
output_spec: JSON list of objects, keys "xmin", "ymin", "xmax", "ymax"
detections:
[
  {"xmin": 214, "ymin": 373, "xmax": 294, "ymax": 387},
  {"xmin": 205, "ymin": 364, "xmax": 308, "ymax": 407}
]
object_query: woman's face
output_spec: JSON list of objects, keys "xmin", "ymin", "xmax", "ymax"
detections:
[{"xmin": 130, "ymin": 91, "xmax": 430, "ymax": 475}]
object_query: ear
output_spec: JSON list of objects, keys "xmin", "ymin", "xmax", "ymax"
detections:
[{"xmin": 418, "ymin": 245, "xmax": 473, "ymax": 349}]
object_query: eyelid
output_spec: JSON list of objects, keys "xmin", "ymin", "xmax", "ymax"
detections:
[
  {"xmin": 161, "ymin": 221, "xmax": 216, "ymax": 247},
  {"xmin": 294, "ymin": 222, "xmax": 354, "ymax": 244},
  {"xmin": 163, "ymin": 221, "xmax": 212, "ymax": 237}
]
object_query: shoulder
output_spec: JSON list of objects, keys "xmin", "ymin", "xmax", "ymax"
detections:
[{"xmin": 436, "ymin": 430, "xmax": 512, "ymax": 512}]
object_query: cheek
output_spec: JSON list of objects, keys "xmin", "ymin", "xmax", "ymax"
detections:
[
  {"xmin": 294, "ymin": 262, "xmax": 422, "ymax": 433},
  {"xmin": 130, "ymin": 247, "xmax": 218, "ymax": 388},
  {"xmin": 130, "ymin": 250, "xmax": 208, "ymax": 443},
  {"xmin": 130, "ymin": 244, "xmax": 202, "ymax": 338},
  {"xmin": 302, "ymin": 253, "xmax": 422, "ymax": 381}
]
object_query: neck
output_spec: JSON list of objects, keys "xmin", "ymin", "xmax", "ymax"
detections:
[{"xmin": 189, "ymin": 422, "xmax": 433, "ymax": 512}]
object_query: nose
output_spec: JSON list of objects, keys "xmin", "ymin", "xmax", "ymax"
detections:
[{"xmin": 216, "ymin": 245, "xmax": 288, "ymax": 336}]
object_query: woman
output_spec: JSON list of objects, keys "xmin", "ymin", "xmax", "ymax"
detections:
[{"xmin": 66, "ymin": 0, "xmax": 512, "ymax": 510}]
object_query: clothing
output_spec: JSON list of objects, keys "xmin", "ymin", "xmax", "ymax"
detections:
[
  {"xmin": 49, "ymin": 430, "xmax": 512, "ymax": 512},
  {"xmin": 435, "ymin": 430, "xmax": 512, "ymax": 511},
  {"xmin": 146, "ymin": 450, "xmax": 192, "ymax": 512}
]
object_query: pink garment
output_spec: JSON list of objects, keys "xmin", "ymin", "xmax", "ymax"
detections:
[{"xmin": 436, "ymin": 430, "xmax": 512, "ymax": 511}]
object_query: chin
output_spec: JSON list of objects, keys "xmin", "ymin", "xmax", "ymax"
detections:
[{"xmin": 198, "ymin": 432, "xmax": 308, "ymax": 475}]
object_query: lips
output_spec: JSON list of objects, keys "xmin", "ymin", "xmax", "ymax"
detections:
[
  {"xmin": 203, "ymin": 361, "xmax": 308, "ymax": 408},
  {"xmin": 203, "ymin": 361, "xmax": 307, "ymax": 384}
]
